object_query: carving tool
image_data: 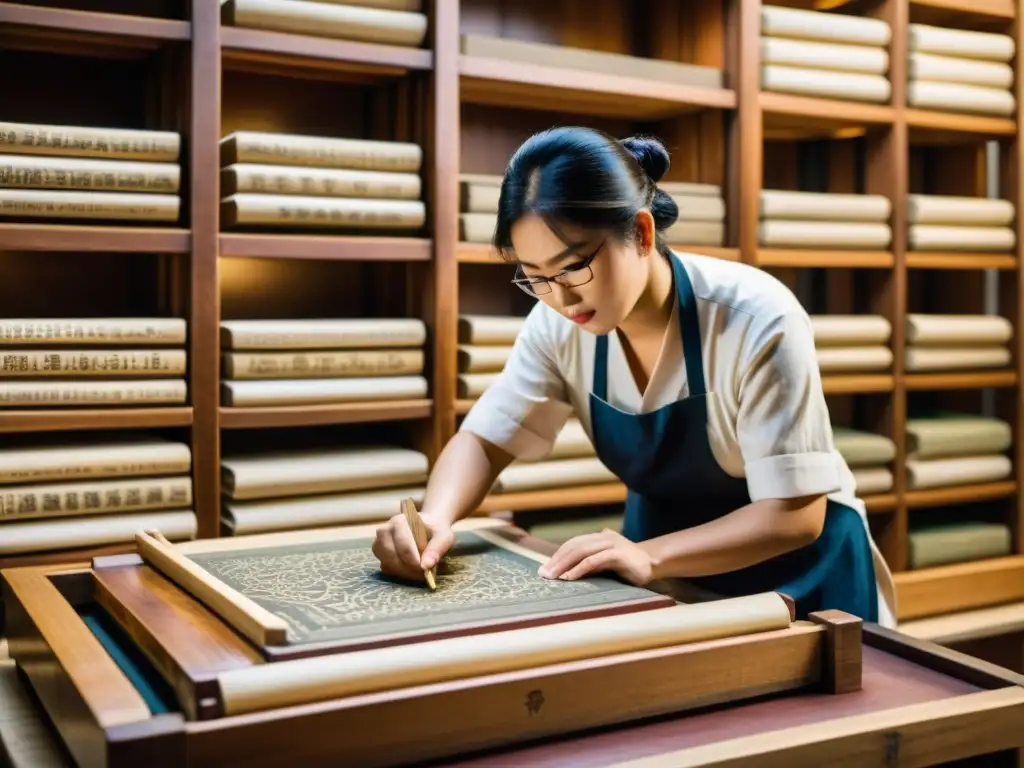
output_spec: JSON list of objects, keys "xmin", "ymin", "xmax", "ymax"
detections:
[{"xmin": 401, "ymin": 497, "xmax": 437, "ymax": 590}]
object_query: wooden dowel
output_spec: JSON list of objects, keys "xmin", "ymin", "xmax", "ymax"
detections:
[
  {"xmin": 401, "ymin": 497, "xmax": 436, "ymax": 589},
  {"xmin": 135, "ymin": 528, "xmax": 290, "ymax": 646}
]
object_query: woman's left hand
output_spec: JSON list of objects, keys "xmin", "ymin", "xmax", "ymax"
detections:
[{"xmin": 538, "ymin": 528, "xmax": 656, "ymax": 585}]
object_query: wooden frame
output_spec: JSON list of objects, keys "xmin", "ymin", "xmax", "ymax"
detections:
[{"xmin": 0, "ymin": 0, "xmax": 1022, "ymax": 633}]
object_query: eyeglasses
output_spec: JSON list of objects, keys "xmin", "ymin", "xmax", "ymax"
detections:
[{"xmin": 511, "ymin": 244, "xmax": 601, "ymax": 297}]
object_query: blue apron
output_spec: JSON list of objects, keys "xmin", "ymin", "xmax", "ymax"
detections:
[{"xmin": 588, "ymin": 253, "xmax": 878, "ymax": 622}]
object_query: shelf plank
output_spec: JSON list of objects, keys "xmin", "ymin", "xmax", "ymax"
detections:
[
  {"xmin": 863, "ymin": 494, "xmax": 899, "ymax": 514},
  {"xmin": 905, "ymin": 370, "xmax": 1018, "ymax": 390},
  {"xmin": 760, "ymin": 92, "xmax": 895, "ymax": 139},
  {"xmin": 906, "ymin": 252, "xmax": 1018, "ymax": 270},
  {"xmin": 906, "ymin": 480, "xmax": 1017, "ymax": 509},
  {"xmin": 821, "ymin": 374, "xmax": 894, "ymax": 394},
  {"xmin": 0, "ymin": 3, "xmax": 190, "ymax": 48},
  {"xmin": 0, "ymin": 224, "xmax": 190, "ymax": 253},
  {"xmin": 219, "ymin": 234, "xmax": 431, "ymax": 261},
  {"xmin": 909, "ymin": 0, "xmax": 1015, "ymax": 24},
  {"xmin": 476, "ymin": 483, "xmax": 627, "ymax": 514},
  {"xmin": 0, "ymin": 407, "xmax": 193, "ymax": 434},
  {"xmin": 220, "ymin": 26, "xmax": 431, "ymax": 78},
  {"xmin": 757, "ymin": 249, "xmax": 894, "ymax": 269},
  {"xmin": 0, "ymin": 542, "xmax": 135, "ymax": 574},
  {"xmin": 219, "ymin": 400, "xmax": 433, "ymax": 429},
  {"xmin": 894, "ymin": 555, "xmax": 1024, "ymax": 620},
  {"xmin": 460, "ymin": 55, "xmax": 736, "ymax": 119},
  {"xmin": 907, "ymin": 109, "xmax": 1017, "ymax": 141}
]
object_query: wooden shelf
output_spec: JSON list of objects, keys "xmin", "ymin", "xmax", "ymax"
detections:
[
  {"xmin": 0, "ymin": 542, "xmax": 135, "ymax": 575},
  {"xmin": 757, "ymin": 250, "xmax": 894, "ymax": 269},
  {"xmin": 219, "ymin": 234, "xmax": 432, "ymax": 261},
  {"xmin": 909, "ymin": 0, "xmax": 1016, "ymax": 26},
  {"xmin": 0, "ymin": 3, "xmax": 189, "ymax": 54},
  {"xmin": 905, "ymin": 371, "xmax": 1018, "ymax": 390},
  {"xmin": 760, "ymin": 92, "xmax": 894, "ymax": 138},
  {"xmin": 455, "ymin": 399, "xmax": 475, "ymax": 416},
  {"xmin": 221, "ymin": 26, "xmax": 432, "ymax": 79},
  {"xmin": 0, "ymin": 224, "xmax": 190, "ymax": 253},
  {"xmin": 476, "ymin": 483, "xmax": 627, "ymax": 514},
  {"xmin": 907, "ymin": 109, "xmax": 1017, "ymax": 142},
  {"xmin": 906, "ymin": 481, "xmax": 1018, "ymax": 509},
  {"xmin": 460, "ymin": 55, "xmax": 735, "ymax": 119},
  {"xmin": 894, "ymin": 555, "xmax": 1024, "ymax": 620},
  {"xmin": 863, "ymin": 494, "xmax": 899, "ymax": 514},
  {"xmin": 219, "ymin": 400, "xmax": 433, "ymax": 429},
  {"xmin": 906, "ymin": 252, "xmax": 1018, "ymax": 270},
  {"xmin": 821, "ymin": 375, "xmax": 894, "ymax": 394},
  {"xmin": 0, "ymin": 408, "xmax": 193, "ymax": 434}
]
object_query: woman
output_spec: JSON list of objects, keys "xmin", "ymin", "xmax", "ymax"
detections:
[{"xmin": 372, "ymin": 126, "xmax": 896, "ymax": 627}]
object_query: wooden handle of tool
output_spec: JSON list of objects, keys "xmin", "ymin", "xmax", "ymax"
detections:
[{"xmin": 401, "ymin": 498, "xmax": 436, "ymax": 589}]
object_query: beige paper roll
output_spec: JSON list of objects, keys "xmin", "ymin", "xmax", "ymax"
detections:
[
  {"xmin": 661, "ymin": 181, "xmax": 721, "ymax": 197},
  {"xmin": 663, "ymin": 220, "xmax": 725, "ymax": 246},
  {"xmin": 221, "ymin": 375, "xmax": 427, "ymax": 406},
  {"xmin": 907, "ymin": 454, "xmax": 1012, "ymax": 489},
  {"xmin": 832, "ymin": 428, "xmax": 896, "ymax": 467},
  {"xmin": 909, "ymin": 523, "xmax": 1011, "ymax": 569},
  {"xmin": 457, "ymin": 345, "xmax": 511, "ymax": 374},
  {"xmin": 851, "ymin": 466, "xmax": 893, "ymax": 495},
  {"xmin": 908, "ymin": 224, "xmax": 1016, "ymax": 251},
  {"xmin": 761, "ymin": 65, "xmax": 892, "ymax": 103},
  {"xmin": 460, "ymin": 182, "xmax": 500, "ymax": 213},
  {"xmin": 223, "ymin": 486, "xmax": 427, "ymax": 535},
  {"xmin": 907, "ymin": 81, "xmax": 1015, "ymax": 116},
  {"xmin": 222, "ymin": 0, "xmax": 428, "ymax": 47},
  {"xmin": 0, "ymin": 349, "xmax": 187, "ymax": 377},
  {"xmin": 457, "ymin": 315, "xmax": 524, "ymax": 345},
  {"xmin": 761, "ymin": 190, "xmax": 890, "ymax": 222},
  {"xmin": 0, "ymin": 476, "xmax": 192, "ymax": 521},
  {"xmin": 761, "ymin": 36, "xmax": 889, "ymax": 74},
  {"xmin": 0, "ymin": 439, "xmax": 191, "ymax": 486},
  {"xmin": 216, "ymin": 591, "xmax": 795, "ymax": 716},
  {"xmin": 761, "ymin": 5, "xmax": 891, "ymax": 46},
  {"xmin": 0, "ymin": 154, "xmax": 180, "ymax": 193},
  {"xmin": 310, "ymin": 0, "xmax": 421, "ymax": 9},
  {"xmin": 0, "ymin": 379, "xmax": 187, "ymax": 407},
  {"xmin": 0, "ymin": 318, "xmax": 186, "ymax": 346},
  {"xmin": 460, "ymin": 212, "xmax": 496, "ymax": 242},
  {"xmin": 906, "ymin": 314, "xmax": 1012, "ymax": 345},
  {"xmin": 222, "ymin": 193, "xmax": 425, "ymax": 229},
  {"xmin": 811, "ymin": 315, "xmax": 891, "ymax": 346},
  {"xmin": 221, "ymin": 130, "xmax": 422, "ymax": 172},
  {"xmin": 0, "ymin": 189, "xmax": 180, "ymax": 221},
  {"xmin": 494, "ymin": 457, "xmax": 616, "ymax": 494},
  {"xmin": 0, "ymin": 121, "xmax": 180, "ymax": 162},
  {"xmin": 223, "ymin": 349, "xmax": 424, "ymax": 379},
  {"xmin": 222, "ymin": 163, "xmax": 421, "ymax": 199},
  {"xmin": 759, "ymin": 220, "xmax": 893, "ymax": 248},
  {"xmin": 907, "ymin": 195, "xmax": 1014, "ymax": 226},
  {"xmin": 906, "ymin": 416, "xmax": 1012, "ymax": 460},
  {"xmin": 221, "ymin": 445, "xmax": 429, "ymax": 501},
  {"xmin": 0, "ymin": 509, "xmax": 196, "ymax": 556},
  {"xmin": 908, "ymin": 23, "xmax": 1015, "ymax": 62},
  {"xmin": 458, "ymin": 373, "xmax": 499, "ymax": 398},
  {"xmin": 541, "ymin": 419, "xmax": 596, "ymax": 461},
  {"xmin": 671, "ymin": 194, "xmax": 725, "ymax": 222},
  {"xmin": 816, "ymin": 346, "xmax": 893, "ymax": 371},
  {"xmin": 221, "ymin": 318, "xmax": 426, "ymax": 349},
  {"xmin": 908, "ymin": 52, "xmax": 1014, "ymax": 89},
  {"xmin": 905, "ymin": 346, "xmax": 1010, "ymax": 371}
]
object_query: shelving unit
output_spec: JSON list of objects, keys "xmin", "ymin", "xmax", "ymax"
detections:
[{"xmin": 0, "ymin": 0, "xmax": 1022, "ymax": 634}]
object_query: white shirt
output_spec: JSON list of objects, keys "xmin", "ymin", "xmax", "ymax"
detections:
[{"xmin": 461, "ymin": 249, "xmax": 896, "ymax": 626}]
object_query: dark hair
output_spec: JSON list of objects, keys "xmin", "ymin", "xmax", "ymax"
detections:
[{"xmin": 492, "ymin": 126, "xmax": 679, "ymax": 262}]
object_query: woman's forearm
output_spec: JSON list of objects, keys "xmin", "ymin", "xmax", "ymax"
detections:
[
  {"xmin": 640, "ymin": 494, "xmax": 828, "ymax": 579},
  {"xmin": 418, "ymin": 431, "xmax": 514, "ymax": 527}
]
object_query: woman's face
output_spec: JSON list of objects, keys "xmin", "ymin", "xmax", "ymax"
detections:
[{"xmin": 509, "ymin": 212, "xmax": 652, "ymax": 335}]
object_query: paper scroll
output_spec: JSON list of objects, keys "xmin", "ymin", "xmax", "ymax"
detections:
[
  {"xmin": 905, "ymin": 314, "xmax": 1012, "ymax": 372},
  {"xmin": 760, "ymin": 192, "xmax": 892, "ymax": 250},
  {"xmin": 908, "ymin": 194, "xmax": 1015, "ymax": 253}
]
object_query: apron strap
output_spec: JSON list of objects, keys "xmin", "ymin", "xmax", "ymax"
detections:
[{"xmin": 592, "ymin": 252, "xmax": 707, "ymax": 399}]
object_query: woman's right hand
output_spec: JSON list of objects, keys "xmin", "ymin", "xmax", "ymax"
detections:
[{"xmin": 372, "ymin": 511, "xmax": 455, "ymax": 582}]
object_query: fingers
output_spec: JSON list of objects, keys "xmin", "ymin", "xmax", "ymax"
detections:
[
  {"xmin": 372, "ymin": 516, "xmax": 427, "ymax": 582},
  {"xmin": 561, "ymin": 549, "xmax": 615, "ymax": 581},
  {"xmin": 421, "ymin": 526, "xmax": 454, "ymax": 570},
  {"xmin": 539, "ymin": 533, "xmax": 613, "ymax": 579}
]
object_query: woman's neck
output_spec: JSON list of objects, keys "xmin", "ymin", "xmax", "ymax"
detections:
[{"xmin": 618, "ymin": 250, "xmax": 674, "ymax": 341}]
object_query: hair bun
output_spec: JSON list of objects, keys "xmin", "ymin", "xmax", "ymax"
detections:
[{"xmin": 620, "ymin": 136, "xmax": 670, "ymax": 183}]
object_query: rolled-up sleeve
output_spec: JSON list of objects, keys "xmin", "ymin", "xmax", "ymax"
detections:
[
  {"xmin": 459, "ymin": 305, "xmax": 574, "ymax": 461},
  {"xmin": 736, "ymin": 310, "xmax": 841, "ymax": 501}
]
